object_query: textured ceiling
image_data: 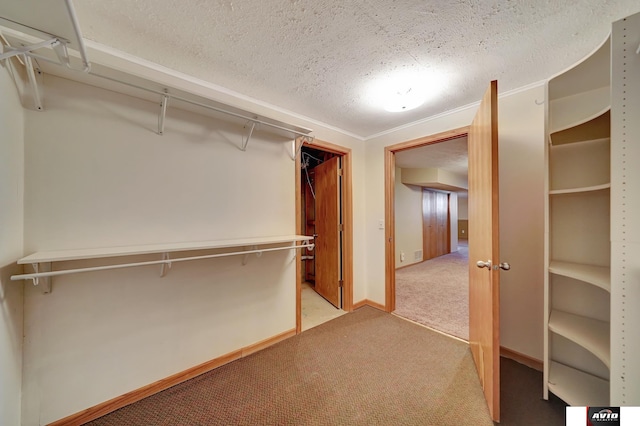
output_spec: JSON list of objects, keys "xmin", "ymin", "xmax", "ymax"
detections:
[
  {"xmin": 64, "ymin": 1, "xmax": 640, "ymax": 137},
  {"xmin": 395, "ymin": 136, "xmax": 468, "ymax": 175}
]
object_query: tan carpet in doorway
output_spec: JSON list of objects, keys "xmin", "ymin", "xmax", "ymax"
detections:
[{"xmin": 394, "ymin": 245, "xmax": 469, "ymax": 340}]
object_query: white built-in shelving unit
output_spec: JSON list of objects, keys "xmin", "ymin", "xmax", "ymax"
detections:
[
  {"xmin": 544, "ymin": 34, "xmax": 612, "ymax": 406},
  {"xmin": 544, "ymin": 11, "xmax": 640, "ymax": 407}
]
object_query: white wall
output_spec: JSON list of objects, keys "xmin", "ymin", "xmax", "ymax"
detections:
[
  {"xmin": 394, "ymin": 168, "xmax": 423, "ymax": 267},
  {"xmin": 20, "ymin": 75, "xmax": 364, "ymax": 425},
  {"xmin": 0, "ymin": 61, "xmax": 25, "ymax": 426},
  {"xmin": 365, "ymin": 84, "xmax": 546, "ymax": 359}
]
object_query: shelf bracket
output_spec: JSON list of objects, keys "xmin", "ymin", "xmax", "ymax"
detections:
[
  {"xmin": 23, "ymin": 55, "xmax": 44, "ymax": 111},
  {"xmin": 241, "ymin": 121, "xmax": 257, "ymax": 151},
  {"xmin": 242, "ymin": 245, "xmax": 262, "ymax": 265},
  {"xmin": 158, "ymin": 94, "xmax": 169, "ymax": 135},
  {"xmin": 303, "ymin": 239, "xmax": 314, "ymax": 251},
  {"xmin": 0, "ymin": 37, "xmax": 61, "ymax": 61},
  {"xmin": 51, "ymin": 39, "xmax": 70, "ymax": 68},
  {"xmin": 290, "ymin": 136, "xmax": 314, "ymax": 160},
  {"xmin": 31, "ymin": 263, "xmax": 52, "ymax": 294},
  {"xmin": 159, "ymin": 252, "xmax": 172, "ymax": 277}
]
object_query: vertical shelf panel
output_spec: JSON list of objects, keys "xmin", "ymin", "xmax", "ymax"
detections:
[{"xmin": 610, "ymin": 12, "xmax": 640, "ymax": 406}]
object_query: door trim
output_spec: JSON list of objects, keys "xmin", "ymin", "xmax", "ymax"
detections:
[
  {"xmin": 295, "ymin": 138, "xmax": 354, "ymax": 333},
  {"xmin": 384, "ymin": 126, "xmax": 470, "ymax": 312}
]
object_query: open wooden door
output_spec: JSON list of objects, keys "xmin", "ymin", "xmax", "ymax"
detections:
[
  {"xmin": 468, "ymin": 80, "xmax": 501, "ymax": 422},
  {"xmin": 314, "ymin": 156, "xmax": 342, "ymax": 308}
]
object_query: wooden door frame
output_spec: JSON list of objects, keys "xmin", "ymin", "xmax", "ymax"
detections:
[
  {"xmin": 295, "ymin": 138, "xmax": 354, "ymax": 333},
  {"xmin": 384, "ymin": 126, "xmax": 470, "ymax": 312}
]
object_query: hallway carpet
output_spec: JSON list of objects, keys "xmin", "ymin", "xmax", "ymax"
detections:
[{"xmin": 394, "ymin": 245, "xmax": 469, "ymax": 340}]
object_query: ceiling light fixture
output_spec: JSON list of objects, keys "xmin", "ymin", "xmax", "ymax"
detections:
[
  {"xmin": 369, "ymin": 70, "xmax": 447, "ymax": 113},
  {"xmin": 382, "ymin": 86, "xmax": 426, "ymax": 112}
]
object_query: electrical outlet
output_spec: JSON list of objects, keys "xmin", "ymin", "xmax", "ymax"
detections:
[
  {"xmin": 400, "ymin": 252, "xmax": 405, "ymax": 262},
  {"xmin": 378, "ymin": 220, "xmax": 384, "ymax": 230}
]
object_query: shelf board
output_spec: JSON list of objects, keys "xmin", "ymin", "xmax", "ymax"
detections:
[
  {"xmin": 550, "ymin": 109, "xmax": 610, "ymax": 145},
  {"xmin": 549, "ymin": 261, "xmax": 610, "ymax": 292},
  {"xmin": 548, "ymin": 361, "xmax": 609, "ymax": 406},
  {"xmin": 18, "ymin": 235, "xmax": 313, "ymax": 264},
  {"xmin": 549, "ymin": 310, "xmax": 610, "ymax": 368},
  {"xmin": 549, "ymin": 183, "xmax": 610, "ymax": 195}
]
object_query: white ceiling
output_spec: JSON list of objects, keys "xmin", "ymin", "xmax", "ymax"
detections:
[
  {"xmin": 2, "ymin": 1, "xmax": 638, "ymax": 139},
  {"xmin": 68, "ymin": 1, "xmax": 639, "ymax": 139},
  {"xmin": 395, "ymin": 136, "xmax": 467, "ymax": 174},
  {"xmin": 395, "ymin": 136, "xmax": 468, "ymax": 194}
]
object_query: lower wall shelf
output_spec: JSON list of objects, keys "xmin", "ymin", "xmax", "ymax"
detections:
[
  {"xmin": 548, "ymin": 361, "xmax": 609, "ymax": 406},
  {"xmin": 548, "ymin": 310, "xmax": 610, "ymax": 368}
]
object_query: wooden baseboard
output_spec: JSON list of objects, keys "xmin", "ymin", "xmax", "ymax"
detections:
[
  {"xmin": 395, "ymin": 260, "xmax": 423, "ymax": 271},
  {"xmin": 49, "ymin": 328, "xmax": 296, "ymax": 426},
  {"xmin": 500, "ymin": 346, "xmax": 543, "ymax": 372},
  {"xmin": 353, "ymin": 299, "xmax": 386, "ymax": 311}
]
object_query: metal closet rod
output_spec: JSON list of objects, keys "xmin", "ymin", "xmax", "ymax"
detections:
[
  {"xmin": 88, "ymin": 71, "xmax": 313, "ymax": 138},
  {"xmin": 11, "ymin": 243, "xmax": 315, "ymax": 281}
]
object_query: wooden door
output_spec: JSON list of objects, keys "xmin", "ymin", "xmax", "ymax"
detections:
[
  {"xmin": 436, "ymin": 192, "xmax": 450, "ymax": 255},
  {"xmin": 423, "ymin": 189, "xmax": 450, "ymax": 260},
  {"xmin": 468, "ymin": 81, "xmax": 500, "ymax": 422},
  {"xmin": 314, "ymin": 156, "xmax": 342, "ymax": 308},
  {"xmin": 422, "ymin": 189, "xmax": 437, "ymax": 259}
]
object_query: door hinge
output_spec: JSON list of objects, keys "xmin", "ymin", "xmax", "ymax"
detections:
[
  {"xmin": 339, "ymin": 280, "xmax": 344, "ymax": 287},
  {"xmin": 338, "ymin": 168, "xmax": 343, "ymax": 176},
  {"xmin": 339, "ymin": 224, "xmax": 344, "ymax": 232}
]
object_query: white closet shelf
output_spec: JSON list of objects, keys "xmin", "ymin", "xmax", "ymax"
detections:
[
  {"xmin": 549, "ymin": 261, "xmax": 611, "ymax": 292},
  {"xmin": 548, "ymin": 361, "xmax": 609, "ymax": 406},
  {"xmin": 549, "ymin": 310, "xmax": 610, "ymax": 368},
  {"xmin": 549, "ymin": 183, "xmax": 611, "ymax": 195},
  {"xmin": 11, "ymin": 235, "xmax": 315, "ymax": 293},
  {"xmin": 549, "ymin": 108, "xmax": 610, "ymax": 145},
  {"xmin": 17, "ymin": 235, "xmax": 312, "ymax": 264}
]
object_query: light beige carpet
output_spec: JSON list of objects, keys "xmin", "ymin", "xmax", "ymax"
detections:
[{"xmin": 394, "ymin": 244, "xmax": 469, "ymax": 340}]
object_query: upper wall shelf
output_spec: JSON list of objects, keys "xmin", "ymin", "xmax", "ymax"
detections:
[
  {"xmin": 0, "ymin": 1, "xmax": 313, "ymax": 152},
  {"xmin": 548, "ymin": 38, "xmax": 611, "ymax": 102}
]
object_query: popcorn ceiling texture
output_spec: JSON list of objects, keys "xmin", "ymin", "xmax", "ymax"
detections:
[{"xmin": 74, "ymin": 0, "xmax": 639, "ymax": 138}]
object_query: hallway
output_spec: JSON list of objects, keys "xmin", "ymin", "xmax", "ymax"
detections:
[{"xmin": 394, "ymin": 241, "xmax": 469, "ymax": 340}]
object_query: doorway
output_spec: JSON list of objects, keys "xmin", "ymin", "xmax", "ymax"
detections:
[
  {"xmin": 383, "ymin": 127, "xmax": 470, "ymax": 312},
  {"xmin": 391, "ymin": 135, "xmax": 470, "ymax": 340},
  {"xmin": 295, "ymin": 138, "xmax": 353, "ymax": 333}
]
